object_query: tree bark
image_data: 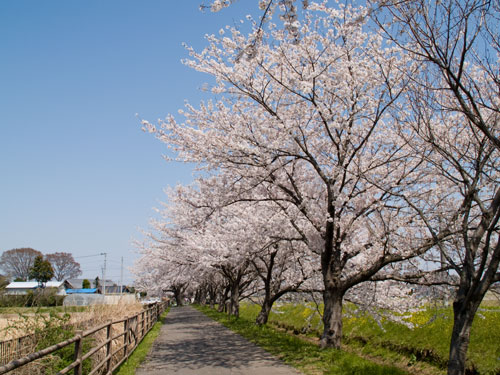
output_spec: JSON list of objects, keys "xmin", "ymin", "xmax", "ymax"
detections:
[
  {"xmin": 174, "ymin": 288, "xmax": 183, "ymax": 306},
  {"xmin": 209, "ymin": 288, "xmax": 216, "ymax": 309},
  {"xmin": 194, "ymin": 287, "xmax": 207, "ymax": 305},
  {"xmin": 218, "ymin": 284, "xmax": 230, "ymax": 312},
  {"xmin": 320, "ymin": 287, "xmax": 344, "ymax": 349},
  {"xmin": 256, "ymin": 298, "xmax": 272, "ymax": 325},
  {"xmin": 447, "ymin": 296, "xmax": 480, "ymax": 375},
  {"xmin": 229, "ymin": 282, "xmax": 240, "ymax": 317},
  {"xmin": 255, "ymin": 260, "xmax": 273, "ymax": 325},
  {"xmin": 193, "ymin": 289, "xmax": 201, "ymax": 304},
  {"xmin": 255, "ymin": 287, "xmax": 291, "ymax": 326}
]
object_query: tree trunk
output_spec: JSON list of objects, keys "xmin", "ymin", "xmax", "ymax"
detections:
[
  {"xmin": 256, "ymin": 298, "xmax": 272, "ymax": 325},
  {"xmin": 193, "ymin": 289, "xmax": 201, "ymax": 304},
  {"xmin": 174, "ymin": 289, "xmax": 183, "ymax": 306},
  {"xmin": 447, "ymin": 298, "xmax": 479, "ymax": 375},
  {"xmin": 320, "ymin": 287, "xmax": 344, "ymax": 349},
  {"xmin": 229, "ymin": 282, "xmax": 240, "ymax": 317},
  {"xmin": 218, "ymin": 286, "xmax": 229, "ymax": 312},
  {"xmin": 209, "ymin": 288, "xmax": 216, "ymax": 309},
  {"xmin": 194, "ymin": 288, "xmax": 207, "ymax": 305},
  {"xmin": 217, "ymin": 299, "xmax": 225, "ymax": 312}
]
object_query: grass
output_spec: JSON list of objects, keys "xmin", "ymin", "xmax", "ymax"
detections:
[
  {"xmin": 238, "ymin": 302, "xmax": 500, "ymax": 375},
  {"xmin": 196, "ymin": 305, "xmax": 408, "ymax": 375},
  {"xmin": 114, "ymin": 307, "xmax": 170, "ymax": 375}
]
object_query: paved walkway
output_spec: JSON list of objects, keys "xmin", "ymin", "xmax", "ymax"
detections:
[{"xmin": 136, "ymin": 305, "xmax": 302, "ymax": 375}]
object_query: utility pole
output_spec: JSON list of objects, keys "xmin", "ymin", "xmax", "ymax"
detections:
[
  {"xmin": 120, "ymin": 256, "xmax": 124, "ymax": 295},
  {"xmin": 100, "ymin": 252, "xmax": 107, "ymax": 296}
]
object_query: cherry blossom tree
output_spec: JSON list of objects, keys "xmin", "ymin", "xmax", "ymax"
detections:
[
  {"xmin": 133, "ymin": 181, "xmax": 248, "ymax": 313},
  {"xmin": 362, "ymin": 2, "xmax": 500, "ymax": 373},
  {"xmin": 251, "ymin": 239, "xmax": 318, "ymax": 325},
  {"xmin": 133, "ymin": 237, "xmax": 197, "ymax": 305},
  {"xmin": 134, "ymin": 174, "xmax": 320, "ymax": 320},
  {"xmin": 174, "ymin": 182, "xmax": 308, "ymax": 317},
  {"xmin": 142, "ymin": 3, "xmax": 441, "ymax": 348},
  {"xmin": 385, "ymin": 88, "xmax": 500, "ymax": 375},
  {"xmin": 192, "ymin": 272, "xmax": 226, "ymax": 307},
  {"xmin": 199, "ymin": 194, "xmax": 319, "ymax": 323},
  {"xmin": 134, "ymin": 2, "xmax": 499, "ymax": 370},
  {"xmin": 372, "ymin": 0, "xmax": 500, "ymax": 151}
]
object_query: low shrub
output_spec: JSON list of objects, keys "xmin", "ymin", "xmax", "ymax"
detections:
[
  {"xmin": 2, "ymin": 310, "xmax": 92, "ymax": 375},
  {"xmin": 0, "ymin": 290, "xmax": 65, "ymax": 307}
]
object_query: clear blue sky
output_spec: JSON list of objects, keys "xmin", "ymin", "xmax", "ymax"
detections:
[{"xmin": 0, "ymin": 1, "xmax": 257, "ymax": 284}]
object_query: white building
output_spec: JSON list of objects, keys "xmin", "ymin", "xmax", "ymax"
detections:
[{"xmin": 5, "ymin": 281, "xmax": 67, "ymax": 295}]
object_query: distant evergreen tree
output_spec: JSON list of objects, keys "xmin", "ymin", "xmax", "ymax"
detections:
[
  {"xmin": 0, "ymin": 274, "xmax": 9, "ymax": 289},
  {"xmin": 29, "ymin": 256, "xmax": 54, "ymax": 287},
  {"xmin": 82, "ymin": 279, "xmax": 91, "ymax": 289}
]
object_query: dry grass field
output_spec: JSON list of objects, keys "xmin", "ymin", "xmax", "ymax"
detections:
[
  {"xmin": 0, "ymin": 301, "xmax": 150, "ymax": 374},
  {"xmin": 0, "ymin": 302, "xmax": 144, "ymax": 340}
]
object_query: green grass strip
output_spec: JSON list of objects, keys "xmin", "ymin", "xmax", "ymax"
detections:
[
  {"xmin": 115, "ymin": 307, "xmax": 170, "ymax": 375},
  {"xmin": 196, "ymin": 305, "xmax": 408, "ymax": 375}
]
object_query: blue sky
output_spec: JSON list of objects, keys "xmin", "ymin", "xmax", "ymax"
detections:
[{"xmin": 0, "ymin": 1, "xmax": 257, "ymax": 284}]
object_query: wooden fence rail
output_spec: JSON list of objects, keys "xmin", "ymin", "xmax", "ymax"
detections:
[
  {"xmin": 0, "ymin": 301, "xmax": 168, "ymax": 375},
  {"xmin": 0, "ymin": 318, "xmax": 98, "ymax": 366}
]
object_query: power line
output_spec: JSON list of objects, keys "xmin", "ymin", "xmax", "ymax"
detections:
[{"xmin": 74, "ymin": 253, "xmax": 106, "ymax": 259}]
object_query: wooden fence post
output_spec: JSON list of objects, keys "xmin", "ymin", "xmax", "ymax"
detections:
[
  {"xmin": 123, "ymin": 317, "xmax": 129, "ymax": 358},
  {"xmin": 141, "ymin": 311, "xmax": 145, "ymax": 339},
  {"xmin": 73, "ymin": 330, "xmax": 83, "ymax": 375},
  {"xmin": 133, "ymin": 316, "xmax": 138, "ymax": 347},
  {"xmin": 105, "ymin": 321, "xmax": 112, "ymax": 374}
]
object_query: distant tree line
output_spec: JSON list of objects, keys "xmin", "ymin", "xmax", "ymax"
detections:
[{"xmin": 0, "ymin": 248, "xmax": 81, "ymax": 282}]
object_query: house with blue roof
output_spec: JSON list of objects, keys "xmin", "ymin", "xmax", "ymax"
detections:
[{"xmin": 65, "ymin": 288, "xmax": 99, "ymax": 294}]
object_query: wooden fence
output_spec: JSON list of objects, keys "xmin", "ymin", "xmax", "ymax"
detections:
[
  {"xmin": 0, "ymin": 301, "xmax": 168, "ymax": 375},
  {"xmin": 0, "ymin": 319, "xmax": 96, "ymax": 366},
  {"xmin": 0, "ymin": 334, "xmax": 36, "ymax": 366}
]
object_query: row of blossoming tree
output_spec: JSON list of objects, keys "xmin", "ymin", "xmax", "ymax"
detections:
[{"xmin": 133, "ymin": 1, "xmax": 499, "ymax": 374}]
